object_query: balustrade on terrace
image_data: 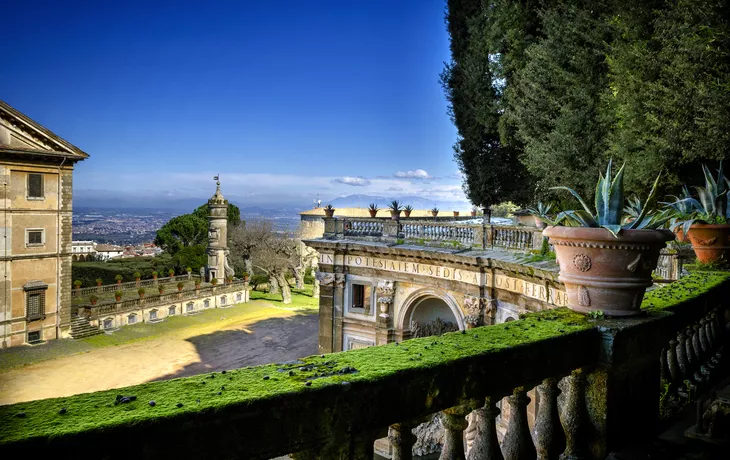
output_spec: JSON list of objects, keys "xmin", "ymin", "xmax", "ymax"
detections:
[{"xmin": 1, "ymin": 271, "xmax": 728, "ymax": 459}]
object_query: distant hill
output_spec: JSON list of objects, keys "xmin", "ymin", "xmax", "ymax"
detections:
[{"xmin": 327, "ymin": 194, "xmax": 471, "ymax": 211}]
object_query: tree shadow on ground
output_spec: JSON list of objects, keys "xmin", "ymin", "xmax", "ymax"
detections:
[{"xmin": 150, "ymin": 312, "xmax": 319, "ymax": 382}]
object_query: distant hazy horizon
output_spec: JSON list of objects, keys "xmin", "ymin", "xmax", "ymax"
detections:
[{"xmin": 4, "ymin": 0, "xmax": 470, "ymax": 210}]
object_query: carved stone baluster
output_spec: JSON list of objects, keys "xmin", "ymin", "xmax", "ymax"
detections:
[
  {"xmin": 698, "ymin": 322, "xmax": 710, "ymax": 358},
  {"xmin": 388, "ymin": 423, "xmax": 415, "ymax": 460},
  {"xmin": 467, "ymin": 397, "xmax": 504, "ymax": 460},
  {"xmin": 534, "ymin": 378, "xmax": 565, "ymax": 460},
  {"xmin": 659, "ymin": 347, "xmax": 670, "ymax": 383},
  {"xmin": 676, "ymin": 331, "xmax": 690, "ymax": 377},
  {"xmin": 693, "ymin": 324, "xmax": 711, "ymax": 378},
  {"xmin": 440, "ymin": 406, "xmax": 470, "ymax": 460},
  {"xmin": 666, "ymin": 339, "xmax": 682, "ymax": 390},
  {"xmin": 699, "ymin": 319, "xmax": 715, "ymax": 371},
  {"xmin": 502, "ymin": 387, "xmax": 537, "ymax": 460},
  {"xmin": 559, "ymin": 371, "xmax": 588, "ymax": 460}
]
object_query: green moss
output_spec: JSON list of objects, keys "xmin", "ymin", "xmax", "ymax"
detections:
[
  {"xmin": 0, "ymin": 308, "xmax": 589, "ymax": 445},
  {"xmin": 641, "ymin": 271, "xmax": 730, "ymax": 312}
]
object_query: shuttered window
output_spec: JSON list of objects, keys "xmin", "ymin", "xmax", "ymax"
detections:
[
  {"xmin": 28, "ymin": 230, "xmax": 43, "ymax": 245},
  {"xmin": 26, "ymin": 291, "xmax": 45, "ymax": 320},
  {"xmin": 28, "ymin": 174, "xmax": 44, "ymax": 198}
]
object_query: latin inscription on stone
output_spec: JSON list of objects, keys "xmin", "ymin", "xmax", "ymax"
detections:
[{"xmin": 319, "ymin": 253, "xmax": 568, "ymax": 307}]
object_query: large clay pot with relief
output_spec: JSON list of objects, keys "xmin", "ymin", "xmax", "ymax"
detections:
[
  {"xmin": 686, "ymin": 224, "xmax": 730, "ymax": 264},
  {"xmin": 543, "ymin": 226, "xmax": 674, "ymax": 317}
]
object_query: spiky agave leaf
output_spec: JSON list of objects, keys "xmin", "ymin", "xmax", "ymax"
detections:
[
  {"xmin": 554, "ymin": 210, "xmax": 597, "ymax": 228},
  {"xmin": 551, "ymin": 186, "xmax": 595, "ymax": 218},
  {"xmin": 595, "ymin": 160, "xmax": 625, "ymax": 226},
  {"xmin": 694, "ymin": 186, "xmax": 715, "ymax": 217},
  {"xmin": 628, "ymin": 171, "xmax": 661, "ymax": 230}
]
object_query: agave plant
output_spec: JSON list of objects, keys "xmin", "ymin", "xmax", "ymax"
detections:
[
  {"xmin": 324, "ymin": 204, "xmax": 334, "ymax": 211},
  {"xmin": 669, "ymin": 162, "xmax": 730, "ymax": 235},
  {"xmin": 368, "ymin": 203, "xmax": 379, "ymax": 211},
  {"xmin": 525, "ymin": 201, "xmax": 554, "ymax": 225},
  {"xmin": 388, "ymin": 200, "xmax": 403, "ymax": 212},
  {"xmin": 404, "ymin": 204, "xmax": 414, "ymax": 212},
  {"xmin": 552, "ymin": 160, "xmax": 667, "ymax": 237}
]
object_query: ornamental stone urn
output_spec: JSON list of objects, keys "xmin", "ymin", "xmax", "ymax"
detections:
[{"xmin": 543, "ymin": 226, "xmax": 674, "ymax": 317}]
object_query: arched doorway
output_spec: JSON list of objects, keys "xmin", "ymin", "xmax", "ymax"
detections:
[{"xmin": 398, "ymin": 289, "xmax": 464, "ymax": 338}]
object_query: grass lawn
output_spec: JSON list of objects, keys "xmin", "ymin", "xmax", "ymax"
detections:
[{"xmin": 0, "ymin": 285, "xmax": 318, "ymax": 373}]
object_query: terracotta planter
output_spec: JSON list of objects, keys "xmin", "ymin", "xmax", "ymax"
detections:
[
  {"xmin": 178, "ymin": 286, "xmax": 183, "ymax": 292},
  {"xmin": 471, "ymin": 211, "xmax": 477, "ymax": 217},
  {"xmin": 115, "ymin": 296, "xmax": 122, "ymax": 302},
  {"xmin": 686, "ymin": 224, "xmax": 730, "ymax": 264},
  {"xmin": 243, "ymin": 275, "xmax": 250, "ymax": 282},
  {"xmin": 368, "ymin": 210, "xmax": 377, "ymax": 218},
  {"xmin": 390, "ymin": 210, "xmax": 401, "ymax": 220},
  {"xmin": 90, "ymin": 300, "xmax": 97, "ymax": 306},
  {"xmin": 673, "ymin": 227, "xmax": 688, "ymax": 243},
  {"xmin": 432, "ymin": 211, "xmax": 438, "ymax": 217},
  {"xmin": 139, "ymin": 293, "xmax": 145, "ymax": 299},
  {"xmin": 117, "ymin": 280, "xmax": 121, "ymax": 285},
  {"xmin": 404, "ymin": 210, "xmax": 412, "ymax": 218},
  {"xmin": 453, "ymin": 211, "xmax": 459, "ymax": 217},
  {"xmin": 96, "ymin": 281, "xmax": 102, "ymax": 287},
  {"xmin": 324, "ymin": 209, "xmax": 335, "ymax": 218},
  {"xmin": 543, "ymin": 226, "xmax": 674, "ymax": 317},
  {"xmin": 534, "ymin": 216, "xmax": 547, "ymax": 229}
]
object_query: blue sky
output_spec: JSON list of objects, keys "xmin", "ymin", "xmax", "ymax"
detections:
[{"xmin": 2, "ymin": 0, "xmax": 465, "ymax": 209}]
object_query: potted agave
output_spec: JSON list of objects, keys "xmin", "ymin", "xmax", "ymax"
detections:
[
  {"xmin": 152, "ymin": 271, "xmax": 158, "ymax": 280},
  {"xmin": 138, "ymin": 288, "xmax": 146, "ymax": 299},
  {"xmin": 323, "ymin": 204, "xmax": 335, "ymax": 218},
  {"xmin": 242, "ymin": 271, "xmax": 250, "ymax": 282},
  {"xmin": 89, "ymin": 295, "xmax": 98, "ymax": 306},
  {"xmin": 471, "ymin": 207, "xmax": 477, "ymax": 217},
  {"xmin": 453, "ymin": 210, "xmax": 460, "ymax": 217},
  {"xmin": 74, "ymin": 280, "xmax": 82, "ymax": 291},
  {"xmin": 403, "ymin": 205, "xmax": 413, "ymax": 218},
  {"xmin": 388, "ymin": 200, "xmax": 402, "ymax": 220},
  {"xmin": 195, "ymin": 279, "xmax": 201, "ymax": 290},
  {"xmin": 431, "ymin": 207, "xmax": 439, "ymax": 218},
  {"xmin": 669, "ymin": 163, "xmax": 730, "ymax": 263},
  {"xmin": 115, "ymin": 274, "xmax": 123, "ymax": 285},
  {"xmin": 114, "ymin": 290, "xmax": 123, "ymax": 302},
  {"xmin": 662, "ymin": 186, "xmax": 693, "ymax": 242},
  {"xmin": 96, "ymin": 278, "xmax": 103, "ymax": 287},
  {"xmin": 368, "ymin": 203, "xmax": 379, "ymax": 218},
  {"xmin": 177, "ymin": 281, "xmax": 185, "ymax": 292},
  {"xmin": 168, "ymin": 269, "xmax": 175, "ymax": 278},
  {"xmin": 526, "ymin": 202, "xmax": 551, "ymax": 229},
  {"xmin": 543, "ymin": 160, "xmax": 673, "ymax": 317}
]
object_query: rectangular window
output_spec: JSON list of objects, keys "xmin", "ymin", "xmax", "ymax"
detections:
[
  {"xmin": 351, "ymin": 284, "xmax": 371, "ymax": 310},
  {"xmin": 26, "ymin": 291, "xmax": 45, "ymax": 320},
  {"xmin": 26, "ymin": 229, "xmax": 44, "ymax": 247},
  {"xmin": 103, "ymin": 318, "xmax": 113, "ymax": 330},
  {"xmin": 28, "ymin": 173, "xmax": 44, "ymax": 198},
  {"xmin": 27, "ymin": 331, "xmax": 41, "ymax": 343}
]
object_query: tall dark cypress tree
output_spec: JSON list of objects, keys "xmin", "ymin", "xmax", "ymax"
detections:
[{"xmin": 441, "ymin": 0, "xmax": 531, "ymax": 213}]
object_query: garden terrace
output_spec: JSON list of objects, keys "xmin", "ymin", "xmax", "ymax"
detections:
[{"xmin": 1, "ymin": 272, "xmax": 728, "ymax": 459}]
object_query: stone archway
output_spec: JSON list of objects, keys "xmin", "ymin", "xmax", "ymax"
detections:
[{"xmin": 397, "ymin": 289, "xmax": 464, "ymax": 338}]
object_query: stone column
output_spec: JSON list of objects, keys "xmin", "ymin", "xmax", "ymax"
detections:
[
  {"xmin": 375, "ymin": 280, "xmax": 395, "ymax": 345},
  {"xmin": 388, "ymin": 423, "xmax": 415, "ymax": 460},
  {"xmin": 315, "ymin": 271, "xmax": 335, "ymax": 353},
  {"xmin": 333, "ymin": 272, "xmax": 346, "ymax": 352}
]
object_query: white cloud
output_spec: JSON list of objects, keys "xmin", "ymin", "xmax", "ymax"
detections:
[
  {"xmin": 394, "ymin": 169, "xmax": 431, "ymax": 180},
  {"xmin": 333, "ymin": 176, "xmax": 371, "ymax": 187}
]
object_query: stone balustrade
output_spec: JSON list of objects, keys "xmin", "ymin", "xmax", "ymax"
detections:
[
  {"xmin": 324, "ymin": 217, "xmax": 543, "ymax": 251},
  {"xmin": 72, "ymin": 274, "xmax": 201, "ymax": 298},
  {"xmin": 77, "ymin": 280, "xmax": 248, "ymax": 320},
  {"xmin": 2, "ymin": 272, "xmax": 727, "ymax": 459}
]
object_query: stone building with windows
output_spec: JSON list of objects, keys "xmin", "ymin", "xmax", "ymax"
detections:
[{"xmin": 0, "ymin": 101, "xmax": 88, "ymax": 347}]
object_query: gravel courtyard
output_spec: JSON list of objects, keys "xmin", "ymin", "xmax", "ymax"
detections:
[{"xmin": 0, "ymin": 297, "xmax": 319, "ymax": 406}]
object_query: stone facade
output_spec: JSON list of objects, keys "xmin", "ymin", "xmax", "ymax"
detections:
[{"xmin": 0, "ymin": 101, "xmax": 88, "ymax": 347}]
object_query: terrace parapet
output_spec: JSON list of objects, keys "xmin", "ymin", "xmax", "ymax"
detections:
[{"xmin": 1, "ymin": 272, "xmax": 728, "ymax": 459}]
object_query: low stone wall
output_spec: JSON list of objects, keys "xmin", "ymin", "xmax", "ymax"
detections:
[
  {"xmin": 78, "ymin": 282, "xmax": 249, "ymax": 331},
  {"xmin": 1, "ymin": 272, "xmax": 727, "ymax": 459}
]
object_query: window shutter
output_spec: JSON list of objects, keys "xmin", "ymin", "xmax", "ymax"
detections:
[
  {"xmin": 27, "ymin": 291, "xmax": 45, "ymax": 320},
  {"xmin": 28, "ymin": 174, "xmax": 44, "ymax": 198}
]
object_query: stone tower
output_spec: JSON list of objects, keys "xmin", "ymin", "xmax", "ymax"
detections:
[{"xmin": 206, "ymin": 179, "xmax": 229, "ymax": 283}]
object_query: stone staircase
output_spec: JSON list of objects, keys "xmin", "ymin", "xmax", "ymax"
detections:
[{"xmin": 70, "ymin": 316, "xmax": 104, "ymax": 339}]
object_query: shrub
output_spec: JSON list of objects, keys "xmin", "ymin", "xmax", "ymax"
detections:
[
  {"xmin": 138, "ymin": 288, "xmax": 145, "ymax": 296},
  {"xmin": 490, "ymin": 201, "xmax": 520, "ymax": 218},
  {"xmin": 73, "ymin": 280, "xmax": 82, "ymax": 287},
  {"xmin": 177, "ymin": 281, "xmax": 185, "ymax": 289},
  {"xmin": 115, "ymin": 274, "xmax": 123, "ymax": 281},
  {"xmin": 211, "ymin": 278, "xmax": 218, "ymax": 286},
  {"xmin": 133, "ymin": 272, "xmax": 141, "ymax": 279},
  {"xmin": 114, "ymin": 290, "xmax": 123, "ymax": 299},
  {"xmin": 186, "ymin": 267, "xmax": 192, "ymax": 273},
  {"xmin": 168, "ymin": 269, "xmax": 175, "ymax": 277}
]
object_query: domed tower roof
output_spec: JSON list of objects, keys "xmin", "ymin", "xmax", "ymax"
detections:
[{"xmin": 208, "ymin": 178, "xmax": 228, "ymax": 206}]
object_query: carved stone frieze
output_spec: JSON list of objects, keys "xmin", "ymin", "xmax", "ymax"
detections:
[
  {"xmin": 315, "ymin": 271, "xmax": 335, "ymax": 286},
  {"xmin": 334, "ymin": 273, "xmax": 346, "ymax": 287},
  {"xmin": 463, "ymin": 294, "xmax": 482, "ymax": 326},
  {"xmin": 410, "ymin": 317, "xmax": 459, "ymax": 338}
]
